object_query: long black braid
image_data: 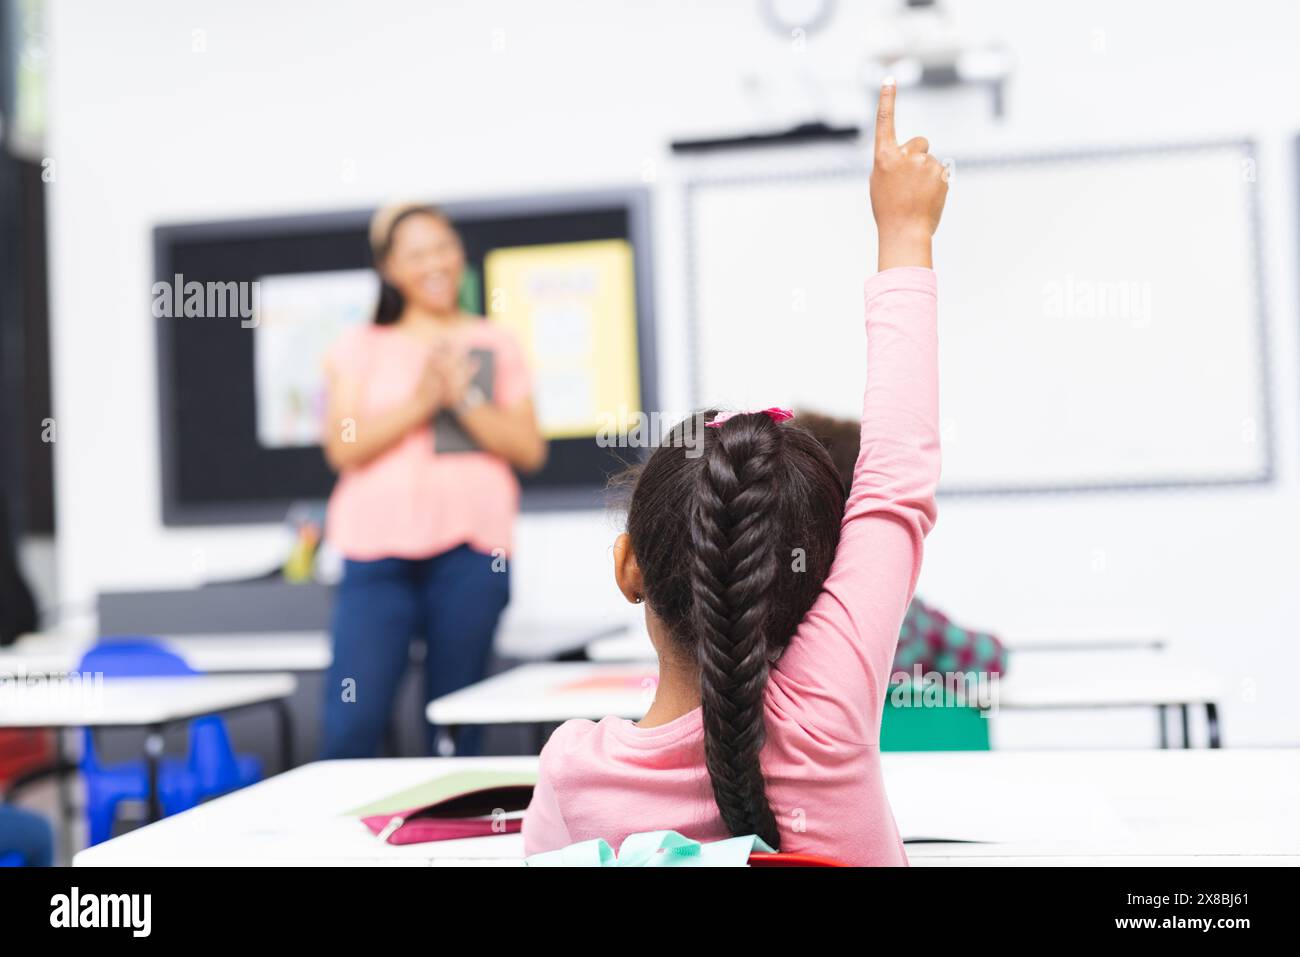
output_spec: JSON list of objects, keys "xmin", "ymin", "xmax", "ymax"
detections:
[{"xmin": 624, "ymin": 411, "xmax": 846, "ymax": 848}]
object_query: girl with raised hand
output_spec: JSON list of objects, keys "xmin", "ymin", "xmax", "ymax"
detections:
[{"xmin": 523, "ymin": 80, "xmax": 948, "ymax": 865}]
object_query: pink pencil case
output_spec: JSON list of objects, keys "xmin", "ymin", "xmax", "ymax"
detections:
[{"xmin": 361, "ymin": 784, "xmax": 535, "ymax": 845}]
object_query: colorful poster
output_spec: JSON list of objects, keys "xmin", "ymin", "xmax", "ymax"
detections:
[
  {"xmin": 484, "ymin": 239, "xmax": 640, "ymax": 440},
  {"xmin": 253, "ymin": 269, "xmax": 377, "ymax": 448}
]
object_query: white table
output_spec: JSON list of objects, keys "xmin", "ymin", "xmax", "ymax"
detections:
[
  {"xmin": 993, "ymin": 651, "xmax": 1223, "ymax": 747},
  {"xmin": 893, "ymin": 749, "xmax": 1300, "ymax": 865},
  {"xmin": 999, "ymin": 626, "xmax": 1167, "ymax": 653},
  {"xmin": 426, "ymin": 662, "xmax": 658, "ymax": 753},
  {"xmin": 73, "ymin": 750, "xmax": 1300, "ymax": 866},
  {"xmin": 584, "ymin": 630, "xmax": 653, "ymax": 662},
  {"xmin": 74, "ymin": 756, "xmax": 537, "ymax": 867},
  {"xmin": 429, "ymin": 654, "xmax": 1225, "ymax": 751},
  {"xmin": 493, "ymin": 617, "xmax": 630, "ymax": 661},
  {"xmin": 0, "ymin": 673, "xmax": 297, "ymax": 826},
  {"xmin": 0, "ymin": 632, "xmax": 330, "ymax": 676},
  {"xmin": 1, "ymin": 617, "xmax": 630, "ymax": 678},
  {"xmin": 584, "ymin": 627, "xmax": 1170, "ymax": 663}
]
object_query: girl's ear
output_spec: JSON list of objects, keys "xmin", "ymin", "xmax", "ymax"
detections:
[{"xmin": 612, "ymin": 533, "xmax": 645, "ymax": 605}]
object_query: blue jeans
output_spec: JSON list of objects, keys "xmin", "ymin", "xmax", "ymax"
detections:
[
  {"xmin": 322, "ymin": 545, "xmax": 509, "ymax": 759},
  {"xmin": 0, "ymin": 804, "xmax": 54, "ymax": 867}
]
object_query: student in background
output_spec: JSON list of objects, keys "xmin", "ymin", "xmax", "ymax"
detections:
[
  {"xmin": 0, "ymin": 804, "xmax": 53, "ymax": 867},
  {"xmin": 795, "ymin": 411, "xmax": 1008, "ymax": 680},
  {"xmin": 525, "ymin": 81, "xmax": 946, "ymax": 864},
  {"xmin": 319, "ymin": 204, "xmax": 547, "ymax": 758}
]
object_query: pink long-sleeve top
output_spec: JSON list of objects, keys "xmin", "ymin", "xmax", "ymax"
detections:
[{"xmin": 522, "ymin": 267, "xmax": 940, "ymax": 866}]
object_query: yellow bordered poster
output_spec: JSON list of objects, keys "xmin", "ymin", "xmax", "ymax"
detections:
[{"xmin": 484, "ymin": 239, "xmax": 640, "ymax": 440}]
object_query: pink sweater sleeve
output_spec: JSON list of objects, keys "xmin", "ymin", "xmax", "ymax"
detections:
[
  {"xmin": 769, "ymin": 266, "xmax": 940, "ymax": 746},
  {"xmin": 521, "ymin": 760, "xmax": 571, "ymax": 855}
]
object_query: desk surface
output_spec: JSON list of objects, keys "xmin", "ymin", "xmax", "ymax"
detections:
[
  {"xmin": 584, "ymin": 631, "xmax": 654, "ymax": 663},
  {"xmin": 493, "ymin": 617, "xmax": 630, "ymax": 661},
  {"xmin": 0, "ymin": 632, "xmax": 330, "ymax": 675},
  {"xmin": 2, "ymin": 616, "xmax": 628, "ymax": 677},
  {"xmin": 73, "ymin": 749, "xmax": 1300, "ymax": 866},
  {"xmin": 427, "ymin": 653, "xmax": 1223, "ymax": 727},
  {"xmin": 427, "ymin": 662, "xmax": 659, "ymax": 725},
  {"xmin": 76, "ymin": 756, "xmax": 538, "ymax": 866},
  {"xmin": 0, "ymin": 673, "xmax": 297, "ymax": 727},
  {"xmin": 585, "ymin": 628, "xmax": 1171, "ymax": 663},
  {"xmin": 992, "ymin": 651, "xmax": 1222, "ymax": 708}
]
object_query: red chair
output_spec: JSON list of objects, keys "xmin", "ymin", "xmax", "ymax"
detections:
[{"xmin": 0, "ymin": 730, "xmax": 54, "ymax": 789}]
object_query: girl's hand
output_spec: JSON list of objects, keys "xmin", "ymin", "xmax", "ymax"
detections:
[{"xmin": 869, "ymin": 79, "xmax": 948, "ymax": 270}]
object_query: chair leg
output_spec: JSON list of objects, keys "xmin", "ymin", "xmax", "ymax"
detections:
[
  {"xmin": 436, "ymin": 726, "xmax": 459, "ymax": 757},
  {"xmin": 1206, "ymin": 702, "xmax": 1221, "ymax": 748},
  {"xmin": 144, "ymin": 728, "xmax": 165, "ymax": 822},
  {"xmin": 55, "ymin": 730, "xmax": 75, "ymax": 859},
  {"xmin": 86, "ymin": 795, "xmax": 119, "ymax": 847},
  {"xmin": 272, "ymin": 697, "xmax": 295, "ymax": 772}
]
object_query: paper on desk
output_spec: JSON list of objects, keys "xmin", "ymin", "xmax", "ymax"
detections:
[
  {"xmin": 344, "ymin": 769, "xmax": 538, "ymax": 818},
  {"xmin": 556, "ymin": 671, "xmax": 656, "ymax": 693}
]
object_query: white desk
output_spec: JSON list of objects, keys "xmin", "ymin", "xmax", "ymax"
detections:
[
  {"xmin": 584, "ymin": 627, "xmax": 1170, "ymax": 663},
  {"xmin": 75, "ymin": 756, "xmax": 537, "ymax": 867},
  {"xmin": 585, "ymin": 630, "xmax": 653, "ymax": 662},
  {"xmin": 1, "ymin": 617, "xmax": 628, "ymax": 678},
  {"xmin": 493, "ymin": 618, "xmax": 630, "ymax": 661},
  {"xmin": 0, "ymin": 674, "xmax": 297, "ymax": 728},
  {"xmin": 994, "ymin": 651, "xmax": 1223, "ymax": 747},
  {"xmin": 0, "ymin": 673, "xmax": 297, "ymax": 823},
  {"xmin": 74, "ymin": 750, "xmax": 1300, "ymax": 866},
  {"xmin": 429, "ymin": 655, "xmax": 1225, "ymax": 750},
  {"xmin": 427, "ymin": 662, "xmax": 657, "ymax": 726},
  {"xmin": 999, "ymin": 626, "xmax": 1167, "ymax": 653},
  {"xmin": 0, "ymin": 632, "xmax": 329, "ymax": 676}
]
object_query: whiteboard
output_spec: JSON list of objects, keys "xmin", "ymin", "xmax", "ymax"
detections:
[{"xmin": 686, "ymin": 142, "xmax": 1271, "ymax": 493}]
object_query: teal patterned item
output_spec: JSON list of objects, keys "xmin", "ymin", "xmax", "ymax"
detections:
[{"xmin": 525, "ymin": 830, "xmax": 774, "ymax": 867}]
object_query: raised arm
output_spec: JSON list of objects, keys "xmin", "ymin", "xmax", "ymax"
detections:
[
  {"xmin": 772, "ymin": 80, "xmax": 948, "ymax": 744},
  {"xmin": 871, "ymin": 79, "xmax": 947, "ymax": 272}
]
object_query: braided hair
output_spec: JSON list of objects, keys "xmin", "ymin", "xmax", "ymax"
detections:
[{"xmin": 624, "ymin": 411, "xmax": 847, "ymax": 848}]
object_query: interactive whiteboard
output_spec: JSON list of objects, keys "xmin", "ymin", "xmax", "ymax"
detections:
[{"xmin": 687, "ymin": 141, "xmax": 1270, "ymax": 493}]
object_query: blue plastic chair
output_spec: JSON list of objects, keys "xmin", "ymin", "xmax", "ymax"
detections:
[{"xmin": 77, "ymin": 638, "xmax": 263, "ymax": 845}]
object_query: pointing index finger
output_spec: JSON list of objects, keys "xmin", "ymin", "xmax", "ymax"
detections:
[{"xmin": 874, "ymin": 77, "xmax": 897, "ymax": 154}]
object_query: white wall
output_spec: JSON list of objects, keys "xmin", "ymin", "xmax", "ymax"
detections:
[{"xmin": 45, "ymin": 0, "xmax": 1300, "ymax": 746}]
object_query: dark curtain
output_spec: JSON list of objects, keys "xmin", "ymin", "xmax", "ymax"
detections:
[{"xmin": 0, "ymin": 0, "xmax": 50, "ymax": 640}]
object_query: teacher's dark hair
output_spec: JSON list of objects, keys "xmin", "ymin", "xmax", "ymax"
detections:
[
  {"xmin": 622, "ymin": 411, "xmax": 846, "ymax": 848},
  {"xmin": 370, "ymin": 204, "xmax": 455, "ymax": 325}
]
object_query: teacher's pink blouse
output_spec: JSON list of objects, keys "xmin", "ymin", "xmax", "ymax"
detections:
[{"xmin": 323, "ymin": 321, "xmax": 532, "ymax": 561}]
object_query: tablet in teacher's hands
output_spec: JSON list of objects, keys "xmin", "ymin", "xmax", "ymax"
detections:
[{"xmin": 431, "ymin": 348, "xmax": 495, "ymax": 453}]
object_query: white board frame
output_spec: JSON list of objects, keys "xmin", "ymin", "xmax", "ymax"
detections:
[{"xmin": 683, "ymin": 139, "xmax": 1274, "ymax": 496}]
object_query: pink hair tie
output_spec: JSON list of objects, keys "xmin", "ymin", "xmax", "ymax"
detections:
[{"xmin": 705, "ymin": 407, "xmax": 795, "ymax": 429}]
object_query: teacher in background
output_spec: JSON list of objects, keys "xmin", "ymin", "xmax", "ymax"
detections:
[{"xmin": 320, "ymin": 202, "xmax": 546, "ymax": 758}]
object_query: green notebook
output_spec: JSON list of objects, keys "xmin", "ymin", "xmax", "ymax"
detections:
[{"xmin": 345, "ymin": 769, "xmax": 538, "ymax": 818}]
